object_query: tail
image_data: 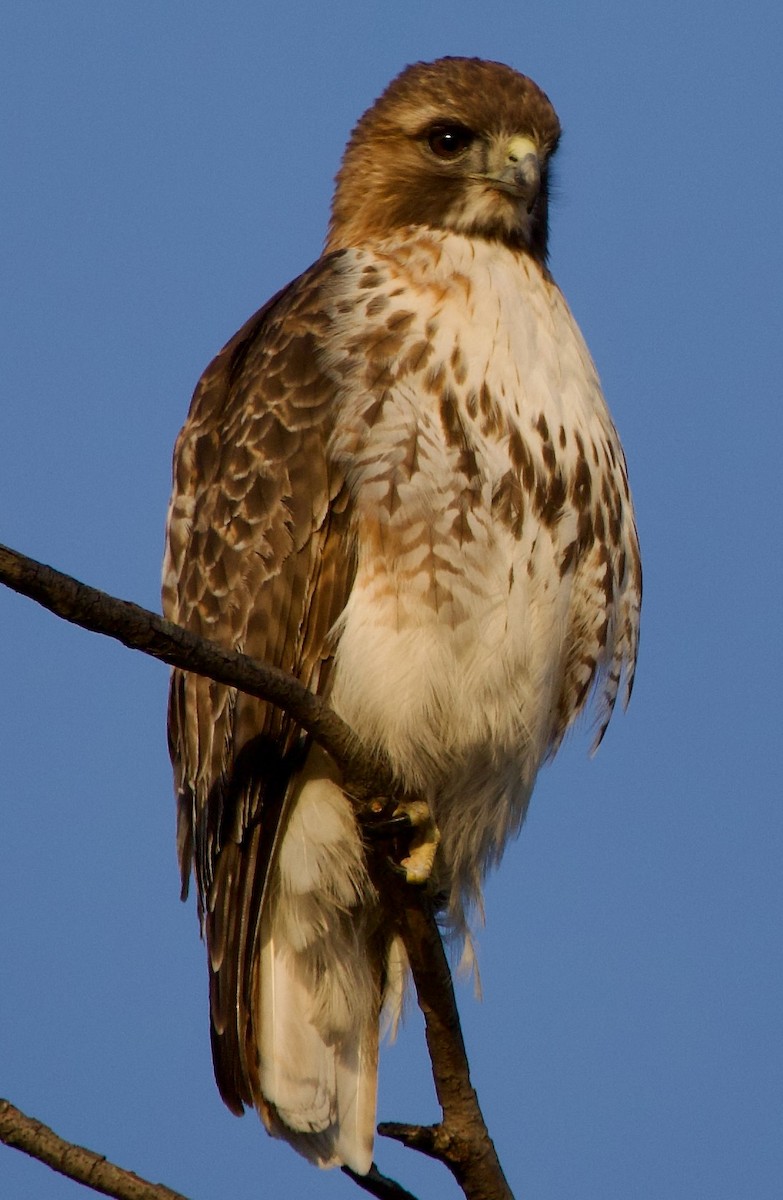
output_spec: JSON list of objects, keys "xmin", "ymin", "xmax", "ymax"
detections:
[{"xmin": 252, "ymin": 759, "xmax": 400, "ymax": 1173}]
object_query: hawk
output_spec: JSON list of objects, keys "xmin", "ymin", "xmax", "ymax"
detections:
[{"xmin": 163, "ymin": 57, "xmax": 641, "ymax": 1176}]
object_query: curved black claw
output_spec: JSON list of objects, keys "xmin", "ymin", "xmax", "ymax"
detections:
[
  {"xmin": 383, "ymin": 855, "xmax": 431, "ymax": 886},
  {"xmin": 364, "ymin": 813, "xmax": 413, "ymax": 840}
]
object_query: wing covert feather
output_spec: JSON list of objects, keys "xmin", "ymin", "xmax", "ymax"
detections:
[{"xmin": 163, "ymin": 253, "xmax": 357, "ymax": 1112}]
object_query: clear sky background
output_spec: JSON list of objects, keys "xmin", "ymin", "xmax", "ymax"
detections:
[{"xmin": 1, "ymin": 3, "xmax": 781, "ymax": 1199}]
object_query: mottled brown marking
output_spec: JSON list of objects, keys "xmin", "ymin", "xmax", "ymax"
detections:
[
  {"xmin": 439, "ymin": 389, "xmax": 459, "ymax": 446},
  {"xmin": 536, "ymin": 414, "xmax": 550, "ymax": 442},
  {"xmin": 359, "ymin": 266, "xmax": 382, "ymax": 289},
  {"xmin": 351, "ymin": 311, "xmax": 414, "ymax": 366},
  {"xmin": 425, "ymin": 364, "xmax": 446, "ymax": 395},
  {"xmin": 559, "ymin": 539, "xmax": 577, "ymax": 577},
  {"xmin": 194, "ymin": 432, "xmax": 219, "ymax": 477},
  {"xmin": 631, "ymin": 546, "xmax": 643, "ymax": 592},
  {"xmin": 577, "ymin": 511, "xmax": 594, "ymax": 555},
  {"xmin": 508, "ymin": 427, "xmax": 536, "ymax": 492},
  {"xmin": 621, "ymin": 470, "xmax": 631, "ymax": 501},
  {"xmin": 243, "ymin": 475, "xmax": 272, "ymax": 521},
  {"xmin": 386, "ymin": 475, "xmax": 404, "ymax": 520},
  {"xmin": 365, "ymin": 294, "xmax": 389, "ymax": 317},
  {"xmin": 457, "ymin": 443, "xmax": 480, "ymax": 484},
  {"xmin": 385, "ymin": 309, "xmax": 416, "ymax": 335},
  {"xmin": 541, "ymin": 439, "xmax": 556, "ymax": 471},
  {"xmin": 477, "ymin": 383, "xmax": 503, "ymax": 437},
  {"xmin": 598, "ymin": 543, "xmax": 614, "ymax": 606},
  {"xmin": 199, "ymin": 589, "xmax": 226, "ymax": 624},
  {"xmin": 440, "ymin": 387, "xmax": 468, "ymax": 451},
  {"xmin": 257, "ymin": 417, "xmax": 298, "ymax": 462},
  {"xmin": 572, "ymin": 456, "xmax": 592, "ymax": 511},
  {"xmin": 202, "ymin": 528, "xmax": 225, "ymax": 568},
  {"xmin": 363, "ymin": 360, "xmax": 396, "ymax": 392},
  {"xmin": 536, "ymin": 470, "xmax": 566, "ymax": 527},
  {"xmin": 397, "ymin": 339, "xmax": 434, "ymax": 375},
  {"xmin": 492, "ymin": 470, "xmax": 525, "ymax": 539},
  {"xmin": 449, "ymin": 497, "xmax": 476, "ymax": 546},
  {"xmin": 224, "ymin": 515, "xmax": 253, "ymax": 549},
  {"xmin": 450, "ymin": 343, "xmax": 468, "ymax": 386},
  {"xmin": 399, "ymin": 423, "xmax": 421, "ymax": 478}
]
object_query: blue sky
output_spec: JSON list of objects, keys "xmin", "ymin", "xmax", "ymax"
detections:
[{"xmin": 1, "ymin": 3, "xmax": 781, "ymax": 1199}]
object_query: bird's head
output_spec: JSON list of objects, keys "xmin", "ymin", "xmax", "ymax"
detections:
[{"xmin": 327, "ymin": 57, "xmax": 561, "ymax": 262}]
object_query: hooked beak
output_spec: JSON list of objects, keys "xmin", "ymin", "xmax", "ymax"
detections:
[{"xmin": 482, "ymin": 136, "xmax": 541, "ymax": 211}]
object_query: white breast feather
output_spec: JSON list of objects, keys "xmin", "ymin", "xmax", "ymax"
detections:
[{"xmin": 324, "ymin": 232, "xmax": 623, "ymax": 916}]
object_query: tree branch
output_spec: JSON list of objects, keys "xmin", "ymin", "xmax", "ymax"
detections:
[
  {"xmin": 0, "ymin": 541, "xmax": 514, "ymax": 1200},
  {"xmin": 0, "ymin": 1099, "xmax": 190, "ymax": 1200},
  {"xmin": 379, "ymin": 876, "xmax": 515, "ymax": 1200},
  {"xmin": 342, "ymin": 1162, "xmax": 421, "ymax": 1200},
  {"xmin": 0, "ymin": 542, "xmax": 391, "ymax": 804}
]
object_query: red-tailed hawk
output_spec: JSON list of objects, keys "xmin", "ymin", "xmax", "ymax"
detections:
[{"xmin": 163, "ymin": 57, "xmax": 641, "ymax": 1176}]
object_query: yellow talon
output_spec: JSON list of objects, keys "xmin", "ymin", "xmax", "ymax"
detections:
[{"xmin": 394, "ymin": 799, "xmax": 441, "ymax": 884}]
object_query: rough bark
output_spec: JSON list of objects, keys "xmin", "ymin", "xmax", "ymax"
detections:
[{"xmin": 0, "ymin": 1100, "xmax": 190, "ymax": 1200}]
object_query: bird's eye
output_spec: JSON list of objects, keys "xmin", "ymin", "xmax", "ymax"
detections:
[{"xmin": 426, "ymin": 124, "xmax": 474, "ymax": 159}]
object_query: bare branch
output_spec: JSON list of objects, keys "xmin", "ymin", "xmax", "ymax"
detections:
[
  {"xmin": 0, "ymin": 542, "xmax": 392, "ymax": 804},
  {"xmin": 0, "ymin": 542, "xmax": 514, "ymax": 1200},
  {"xmin": 377, "ymin": 1124, "xmax": 439, "ymax": 1157},
  {"xmin": 383, "ymin": 877, "xmax": 515, "ymax": 1200},
  {"xmin": 342, "ymin": 1162, "xmax": 421, "ymax": 1200},
  {"xmin": 0, "ymin": 1099, "xmax": 190, "ymax": 1200}
]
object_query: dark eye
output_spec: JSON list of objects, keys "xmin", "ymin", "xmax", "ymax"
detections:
[{"xmin": 426, "ymin": 124, "xmax": 474, "ymax": 159}]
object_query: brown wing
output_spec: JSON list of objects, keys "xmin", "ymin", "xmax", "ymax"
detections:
[{"xmin": 162, "ymin": 252, "xmax": 357, "ymax": 1114}]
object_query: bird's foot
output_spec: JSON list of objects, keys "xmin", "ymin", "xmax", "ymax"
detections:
[
  {"xmin": 363, "ymin": 797, "xmax": 440, "ymax": 884},
  {"xmin": 394, "ymin": 798, "xmax": 441, "ymax": 884}
]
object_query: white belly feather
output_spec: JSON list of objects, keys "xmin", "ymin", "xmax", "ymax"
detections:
[{"xmin": 326, "ymin": 232, "xmax": 618, "ymax": 902}]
